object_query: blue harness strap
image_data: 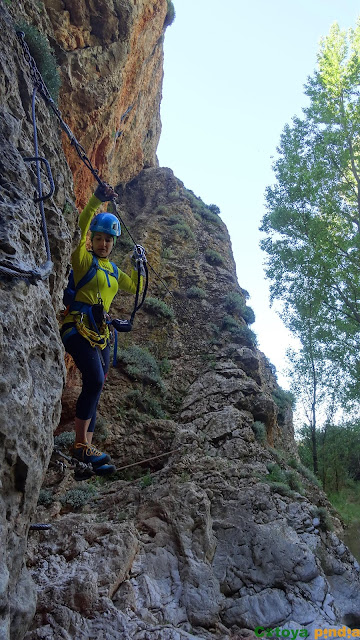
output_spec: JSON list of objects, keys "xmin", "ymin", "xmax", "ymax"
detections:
[
  {"xmin": 62, "ymin": 256, "xmax": 120, "ymax": 361},
  {"xmin": 73, "ymin": 255, "xmax": 119, "ymax": 296}
]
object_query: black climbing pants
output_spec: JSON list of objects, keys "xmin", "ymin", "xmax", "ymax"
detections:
[{"xmin": 65, "ymin": 332, "xmax": 110, "ymax": 432}]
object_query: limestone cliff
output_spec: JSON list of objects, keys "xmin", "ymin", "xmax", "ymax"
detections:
[{"xmin": 0, "ymin": 2, "xmax": 360, "ymax": 640}]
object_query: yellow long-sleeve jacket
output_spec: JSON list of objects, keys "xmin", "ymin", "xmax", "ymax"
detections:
[{"xmin": 62, "ymin": 194, "xmax": 142, "ymax": 344}]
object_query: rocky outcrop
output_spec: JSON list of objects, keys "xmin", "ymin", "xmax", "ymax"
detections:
[
  {"xmin": 1, "ymin": 1, "xmax": 360, "ymax": 639},
  {"xmin": 26, "ymin": 168, "xmax": 360, "ymax": 638},
  {"xmin": 0, "ymin": 1, "xmax": 165, "ymax": 638},
  {"xmin": 0, "ymin": 4, "xmax": 76, "ymax": 638}
]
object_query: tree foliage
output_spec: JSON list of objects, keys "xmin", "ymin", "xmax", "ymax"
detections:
[
  {"xmin": 298, "ymin": 421, "xmax": 360, "ymax": 491},
  {"xmin": 261, "ymin": 20, "xmax": 360, "ymax": 403}
]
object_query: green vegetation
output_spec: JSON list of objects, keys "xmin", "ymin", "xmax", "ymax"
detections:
[
  {"xmin": 272, "ymin": 387, "xmax": 295, "ymax": 412},
  {"xmin": 140, "ymin": 469, "xmax": 153, "ymax": 488},
  {"xmin": 186, "ymin": 286, "xmax": 206, "ymax": 299},
  {"xmin": 259, "ymin": 20, "xmax": 360, "ymax": 524},
  {"xmin": 266, "ymin": 462, "xmax": 288, "ymax": 484},
  {"xmin": 60, "ymin": 484, "xmax": 98, "ymax": 510},
  {"xmin": 288, "ymin": 456, "xmax": 321, "ymax": 487},
  {"xmin": 262, "ymin": 462, "xmax": 304, "ymax": 496},
  {"xmin": 185, "ymin": 189, "xmax": 205, "ymax": 213},
  {"xmin": 328, "ymin": 480, "xmax": 360, "ymax": 525},
  {"xmin": 161, "ymin": 247, "xmax": 174, "ymax": 260},
  {"xmin": 314, "ymin": 506, "xmax": 333, "ymax": 532},
  {"xmin": 17, "ymin": 23, "xmax": 61, "ymax": 102},
  {"xmin": 251, "ymin": 420, "xmax": 266, "ymax": 443},
  {"xmin": 208, "ymin": 204, "xmax": 221, "ymax": 215},
  {"xmin": 159, "ymin": 358, "xmax": 171, "ymax": 376},
  {"xmin": 298, "ymin": 421, "xmax": 360, "ymax": 492},
  {"xmin": 200, "ymin": 208, "xmax": 224, "ymax": 227},
  {"xmin": 164, "ymin": 0, "xmax": 175, "ymax": 28},
  {"xmin": 125, "ymin": 389, "xmax": 166, "ymax": 419},
  {"xmin": 286, "ymin": 470, "xmax": 304, "ymax": 494},
  {"xmin": 221, "ymin": 315, "xmax": 257, "ymax": 347},
  {"xmin": 173, "ymin": 222, "xmax": 194, "ymax": 240},
  {"xmin": 144, "ymin": 297, "xmax": 174, "ymax": 319},
  {"xmin": 261, "ymin": 20, "xmax": 360, "ymax": 419},
  {"xmin": 38, "ymin": 488, "xmax": 53, "ymax": 507},
  {"xmin": 222, "ymin": 315, "xmax": 239, "ymax": 331},
  {"xmin": 155, "ymin": 205, "xmax": 169, "ymax": 215},
  {"xmin": 118, "ymin": 345, "xmax": 164, "ymax": 388},
  {"xmin": 205, "ymin": 249, "xmax": 224, "ymax": 266},
  {"xmin": 62, "ymin": 201, "xmax": 75, "ymax": 218},
  {"xmin": 54, "ymin": 431, "xmax": 75, "ymax": 449},
  {"xmin": 267, "ymin": 482, "xmax": 296, "ymax": 498},
  {"xmin": 224, "ymin": 292, "xmax": 256, "ymax": 325}
]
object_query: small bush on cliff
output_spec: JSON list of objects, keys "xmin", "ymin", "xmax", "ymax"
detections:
[
  {"xmin": 161, "ymin": 247, "xmax": 174, "ymax": 260},
  {"xmin": 286, "ymin": 470, "xmax": 304, "ymax": 494},
  {"xmin": 186, "ymin": 286, "xmax": 206, "ymax": 299},
  {"xmin": 224, "ymin": 292, "xmax": 256, "ymax": 325},
  {"xmin": 155, "ymin": 205, "xmax": 169, "ymax": 215},
  {"xmin": 222, "ymin": 316, "xmax": 257, "ymax": 347},
  {"xmin": 60, "ymin": 485, "xmax": 98, "ymax": 510},
  {"xmin": 17, "ymin": 23, "xmax": 61, "ymax": 102},
  {"xmin": 251, "ymin": 421, "xmax": 266, "ymax": 443},
  {"xmin": 272, "ymin": 387, "xmax": 296, "ymax": 411},
  {"xmin": 38, "ymin": 489, "xmax": 53, "ymax": 507},
  {"xmin": 173, "ymin": 222, "xmax": 195, "ymax": 241},
  {"xmin": 144, "ymin": 297, "xmax": 174, "ymax": 319},
  {"xmin": 267, "ymin": 482, "xmax": 296, "ymax": 498},
  {"xmin": 266, "ymin": 462, "xmax": 287, "ymax": 484},
  {"xmin": 314, "ymin": 506, "xmax": 333, "ymax": 532},
  {"xmin": 288, "ymin": 457, "xmax": 321, "ymax": 487},
  {"xmin": 125, "ymin": 389, "xmax": 166, "ymax": 419},
  {"xmin": 205, "ymin": 249, "xmax": 224, "ymax": 266},
  {"xmin": 263, "ymin": 463, "xmax": 304, "ymax": 496},
  {"xmin": 222, "ymin": 315, "xmax": 239, "ymax": 330},
  {"xmin": 200, "ymin": 208, "xmax": 224, "ymax": 228},
  {"xmin": 54, "ymin": 431, "xmax": 75, "ymax": 449},
  {"xmin": 164, "ymin": 0, "xmax": 176, "ymax": 28},
  {"xmin": 118, "ymin": 345, "xmax": 163, "ymax": 388}
]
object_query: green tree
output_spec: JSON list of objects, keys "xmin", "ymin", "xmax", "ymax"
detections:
[
  {"xmin": 261, "ymin": 20, "xmax": 360, "ymax": 403},
  {"xmin": 299, "ymin": 420, "xmax": 360, "ymax": 491}
]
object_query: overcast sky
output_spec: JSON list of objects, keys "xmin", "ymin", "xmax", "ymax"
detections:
[{"xmin": 157, "ymin": 0, "xmax": 360, "ymax": 391}]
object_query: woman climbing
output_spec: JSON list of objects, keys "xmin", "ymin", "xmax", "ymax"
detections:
[{"xmin": 60, "ymin": 183, "xmax": 144, "ymax": 476}]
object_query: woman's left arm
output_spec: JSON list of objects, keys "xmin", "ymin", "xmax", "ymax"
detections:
[{"xmin": 118, "ymin": 269, "xmax": 143, "ymax": 294}]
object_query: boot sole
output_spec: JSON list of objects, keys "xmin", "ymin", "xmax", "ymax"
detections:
[{"xmin": 94, "ymin": 464, "xmax": 116, "ymax": 476}]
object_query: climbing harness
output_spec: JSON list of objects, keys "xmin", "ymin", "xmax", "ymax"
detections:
[{"xmin": 62, "ymin": 247, "xmax": 148, "ymax": 365}]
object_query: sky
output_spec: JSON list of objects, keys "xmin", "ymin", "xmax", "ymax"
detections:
[{"xmin": 157, "ymin": 0, "xmax": 360, "ymax": 393}]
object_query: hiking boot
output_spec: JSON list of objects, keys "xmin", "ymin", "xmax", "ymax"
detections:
[
  {"xmin": 72, "ymin": 443, "xmax": 111, "ymax": 468},
  {"xmin": 94, "ymin": 463, "xmax": 116, "ymax": 477}
]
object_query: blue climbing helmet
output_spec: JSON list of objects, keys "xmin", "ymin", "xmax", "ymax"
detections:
[{"xmin": 90, "ymin": 213, "xmax": 121, "ymax": 245}]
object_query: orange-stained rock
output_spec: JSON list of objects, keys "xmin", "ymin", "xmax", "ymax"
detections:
[{"xmin": 43, "ymin": 0, "xmax": 167, "ymax": 208}]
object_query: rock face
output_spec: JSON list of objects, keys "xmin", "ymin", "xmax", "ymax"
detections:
[
  {"xmin": 45, "ymin": 0, "xmax": 166, "ymax": 206},
  {"xmin": 1, "ymin": 2, "xmax": 360, "ymax": 640}
]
